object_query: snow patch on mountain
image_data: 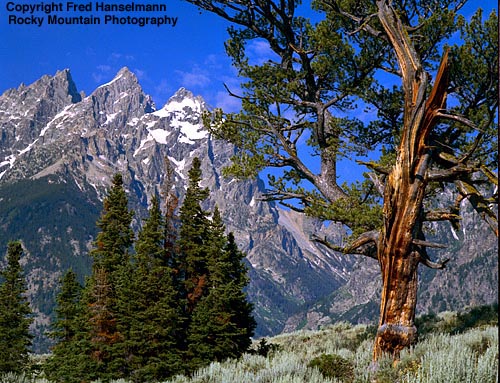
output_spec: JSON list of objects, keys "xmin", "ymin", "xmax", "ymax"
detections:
[
  {"xmin": 149, "ymin": 128, "xmax": 171, "ymax": 144},
  {"xmin": 40, "ymin": 105, "xmax": 75, "ymax": 136},
  {"xmin": 167, "ymin": 156, "xmax": 187, "ymax": 179},
  {"xmin": 154, "ymin": 93, "xmax": 208, "ymax": 144}
]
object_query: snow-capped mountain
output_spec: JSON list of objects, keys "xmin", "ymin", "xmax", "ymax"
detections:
[
  {"xmin": 0, "ymin": 69, "xmax": 497, "ymax": 353},
  {"xmin": 0, "ymin": 68, "xmax": 352, "ymax": 352}
]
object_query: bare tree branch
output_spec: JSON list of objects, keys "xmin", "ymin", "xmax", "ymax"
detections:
[
  {"xmin": 412, "ymin": 238, "xmax": 447, "ymax": 249},
  {"xmin": 418, "ymin": 252, "xmax": 450, "ymax": 269},
  {"xmin": 423, "ymin": 209, "xmax": 461, "ymax": 223},
  {"xmin": 311, "ymin": 229, "xmax": 379, "ymax": 260}
]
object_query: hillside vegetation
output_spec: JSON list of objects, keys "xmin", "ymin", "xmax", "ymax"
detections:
[{"xmin": 5, "ymin": 305, "xmax": 498, "ymax": 383}]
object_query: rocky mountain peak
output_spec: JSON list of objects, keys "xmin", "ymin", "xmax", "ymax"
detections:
[
  {"xmin": 0, "ymin": 69, "xmax": 496, "ymax": 353},
  {"xmin": 0, "ymin": 68, "xmax": 81, "ymax": 117},
  {"xmin": 168, "ymin": 87, "xmax": 205, "ymax": 107},
  {"xmin": 96, "ymin": 66, "xmax": 139, "ymax": 91},
  {"xmin": 84, "ymin": 67, "xmax": 155, "ymax": 125},
  {"xmin": 0, "ymin": 69, "xmax": 83, "ymax": 178},
  {"xmin": 56, "ymin": 69, "xmax": 82, "ymax": 103}
]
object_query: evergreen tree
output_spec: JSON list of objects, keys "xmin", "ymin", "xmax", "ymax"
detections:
[
  {"xmin": 182, "ymin": 0, "xmax": 497, "ymax": 360},
  {"xmin": 0, "ymin": 241, "xmax": 33, "ymax": 373},
  {"xmin": 45, "ymin": 270, "xmax": 96, "ymax": 383},
  {"xmin": 85, "ymin": 173, "xmax": 134, "ymax": 380},
  {"xmin": 161, "ymin": 157, "xmax": 181, "ymax": 269},
  {"xmin": 222, "ymin": 231, "xmax": 256, "ymax": 352},
  {"xmin": 120, "ymin": 195, "xmax": 185, "ymax": 382},
  {"xmin": 87, "ymin": 267, "xmax": 123, "ymax": 379},
  {"xmin": 187, "ymin": 208, "xmax": 255, "ymax": 370},
  {"xmin": 91, "ymin": 173, "xmax": 134, "ymax": 277},
  {"xmin": 178, "ymin": 157, "xmax": 211, "ymax": 312}
]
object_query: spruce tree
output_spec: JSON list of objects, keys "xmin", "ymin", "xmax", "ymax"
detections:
[
  {"xmin": 187, "ymin": 208, "xmax": 255, "ymax": 370},
  {"xmin": 161, "ymin": 157, "xmax": 181, "ymax": 269},
  {"xmin": 51, "ymin": 270, "xmax": 82, "ymax": 343},
  {"xmin": 121, "ymin": 195, "xmax": 185, "ymax": 381},
  {"xmin": 0, "ymin": 241, "xmax": 33, "ymax": 373},
  {"xmin": 221, "ymin": 231, "xmax": 256, "ymax": 352},
  {"xmin": 88, "ymin": 267, "xmax": 123, "ymax": 378},
  {"xmin": 178, "ymin": 157, "xmax": 211, "ymax": 312},
  {"xmin": 45, "ymin": 270, "xmax": 96, "ymax": 383},
  {"xmin": 86, "ymin": 173, "xmax": 134, "ymax": 380},
  {"xmin": 91, "ymin": 173, "xmax": 134, "ymax": 276}
]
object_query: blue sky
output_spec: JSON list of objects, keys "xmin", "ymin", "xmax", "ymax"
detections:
[
  {"xmin": 1, "ymin": 0, "xmax": 496, "ymax": 186},
  {"xmin": 1, "ymin": 0, "xmax": 239, "ymax": 108},
  {"xmin": 1, "ymin": 1, "xmax": 495, "ymax": 111}
]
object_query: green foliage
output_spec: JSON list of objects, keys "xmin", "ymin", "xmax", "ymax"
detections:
[
  {"xmin": 44, "ymin": 174, "xmax": 136, "ymax": 382},
  {"xmin": 45, "ymin": 164, "xmax": 255, "ymax": 381},
  {"xmin": 449, "ymin": 9, "xmax": 498, "ymax": 168},
  {"xmin": 44, "ymin": 270, "xmax": 90, "ymax": 383},
  {"xmin": 305, "ymin": 180, "xmax": 383, "ymax": 239},
  {"xmin": 196, "ymin": 0, "xmax": 497, "ymax": 214},
  {"xmin": 90, "ymin": 173, "xmax": 134, "ymax": 276},
  {"xmin": 307, "ymin": 354, "xmax": 354, "ymax": 381},
  {"xmin": 186, "ymin": 202, "xmax": 255, "ymax": 371},
  {"xmin": 5, "ymin": 318, "xmax": 500, "ymax": 383},
  {"xmin": 253, "ymin": 338, "xmax": 282, "ymax": 358},
  {"xmin": 415, "ymin": 303, "xmax": 499, "ymax": 339},
  {"xmin": 118, "ymin": 194, "xmax": 185, "ymax": 381},
  {"xmin": 0, "ymin": 176, "xmax": 98, "ymax": 352},
  {"xmin": 186, "ymin": 0, "xmax": 498, "ymax": 364},
  {"xmin": 0, "ymin": 241, "xmax": 33, "ymax": 374},
  {"xmin": 50, "ymin": 270, "xmax": 82, "ymax": 342},
  {"xmin": 81, "ymin": 173, "xmax": 136, "ymax": 381},
  {"xmin": 163, "ymin": 324, "xmax": 498, "ymax": 383},
  {"xmin": 178, "ymin": 157, "xmax": 211, "ymax": 311}
]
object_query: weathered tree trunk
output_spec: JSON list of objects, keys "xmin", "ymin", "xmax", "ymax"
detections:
[
  {"xmin": 373, "ymin": 163, "xmax": 424, "ymax": 359},
  {"xmin": 372, "ymin": 0, "xmax": 451, "ymax": 360}
]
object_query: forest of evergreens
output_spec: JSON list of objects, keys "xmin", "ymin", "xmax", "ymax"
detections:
[{"xmin": 0, "ymin": 157, "xmax": 255, "ymax": 382}]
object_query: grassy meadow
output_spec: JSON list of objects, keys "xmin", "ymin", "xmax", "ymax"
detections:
[{"xmin": 3, "ymin": 308, "xmax": 498, "ymax": 383}]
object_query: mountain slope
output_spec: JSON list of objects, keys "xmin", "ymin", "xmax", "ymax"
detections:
[
  {"xmin": 0, "ymin": 68, "xmax": 352, "ymax": 352},
  {"xmin": 0, "ymin": 69, "xmax": 496, "ymax": 352}
]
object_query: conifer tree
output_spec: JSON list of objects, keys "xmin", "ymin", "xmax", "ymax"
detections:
[
  {"xmin": 121, "ymin": 195, "xmax": 185, "ymax": 381},
  {"xmin": 91, "ymin": 173, "xmax": 134, "ymax": 277},
  {"xmin": 162, "ymin": 157, "xmax": 181, "ymax": 269},
  {"xmin": 87, "ymin": 267, "xmax": 123, "ymax": 379},
  {"xmin": 0, "ymin": 241, "xmax": 33, "ymax": 373},
  {"xmin": 85, "ymin": 173, "xmax": 134, "ymax": 380},
  {"xmin": 178, "ymin": 157, "xmax": 211, "ymax": 312},
  {"xmin": 222, "ymin": 231, "xmax": 256, "ymax": 352},
  {"xmin": 187, "ymin": 208, "xmax": 255, "ymax": 370},
  {"xmin": 52, "ymin": 270, "xmax": 82, "ymax": 343},
  {"xmin": 45, "ymin": 270, "xmax": 96, "ymax": 383},
  {"xmin": 183, "ymin": 0, "xmax": 498, "ymax": 360}
]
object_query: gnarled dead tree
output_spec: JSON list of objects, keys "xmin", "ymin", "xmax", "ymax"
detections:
[{"xmin": 183, "ymin": 0, "xmax": 498, "ymax": 361}]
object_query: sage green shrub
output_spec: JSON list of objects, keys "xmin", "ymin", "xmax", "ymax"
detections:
[
  {"xmin": 307, "ymin": 354, "xmax": 354, "ymax": 381},
  {"xmin": 4, "ymin": 321, "xmax": 498, "ymax": 383}
]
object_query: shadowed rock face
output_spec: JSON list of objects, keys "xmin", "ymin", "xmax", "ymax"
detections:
[{"xmin": 0, "ymin": 68, "xmax": 496, "ymax": 352}]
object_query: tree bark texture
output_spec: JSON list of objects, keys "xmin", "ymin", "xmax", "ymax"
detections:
[{"xmin": 372, "ymin": 0, "xmax": 450, "ymax": 360}]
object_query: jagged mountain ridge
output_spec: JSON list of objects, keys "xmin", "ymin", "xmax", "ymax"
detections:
[
  {"xmin": 0, "ymin": 68, "xmax": 352, "ymax": 352},
  {"xmin": 0, "ymin": 68, "xmax": 497, "ymax": 353}
]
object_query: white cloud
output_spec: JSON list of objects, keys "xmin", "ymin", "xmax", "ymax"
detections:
[
  {"xmin": 247, "ymin": 39, "xmax": 276, "ymax": 65},
  {"xmin": 109, "ymin": 52, "xmax": 135, "ymax": 62},
  {"xmin": 96, "ymin": 65, "xmax": 112, "ymax": 73},
  {"xmin": 175, "ymin": 66, "xmax": 211, "ymax": 88},
  {"xmin": 214, "ymin": 90, "xmax": 241, "ymax": 112},
  {"xmin": 92, "ymin": 65, "xmax": 111, "ymax": 83}
]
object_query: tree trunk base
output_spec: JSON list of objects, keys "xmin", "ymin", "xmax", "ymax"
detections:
[{"xmin": 373, "ymin": 323, "xmax": 417, "ymax": 360}]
